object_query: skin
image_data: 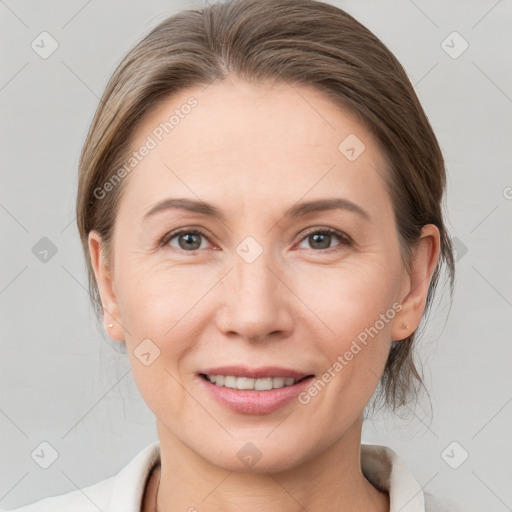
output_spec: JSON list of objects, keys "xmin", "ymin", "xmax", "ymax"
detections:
[{"xmin": 89, "ymin": 76, "xmax": 440, "ymax": 512}]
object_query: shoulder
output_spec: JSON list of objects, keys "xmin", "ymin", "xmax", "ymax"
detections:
[
  {"xmin": 361, "ymin": 444, "xmax": 466, "ymax": 512},
  {"xmin": 3, "ymin": 441, "xmax": 161, "ymax": 512},
  {"xmin": 3, "ymin": 476, "xmax": 115, "ymax": 512}
]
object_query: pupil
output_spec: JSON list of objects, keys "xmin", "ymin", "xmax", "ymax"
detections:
[
  {"xmin": 179, "ymin": 233, "xmax": 200, "ymax": 250},
  {"xmin": 311, "ymin": 233, "xmax": 330, "ymax": 249}
]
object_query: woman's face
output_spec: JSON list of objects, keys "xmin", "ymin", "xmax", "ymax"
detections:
[{"xmin": 91, "ymin": 76, "xmax": 417, "ymax": 472}]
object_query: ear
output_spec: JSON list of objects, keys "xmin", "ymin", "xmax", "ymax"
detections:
[
  {"xmin": 392, "ymin": 224, "xmax": 441, "ymax": 342},
  {"xmin": 88, "ymin": 230, "xmax": 125, "ymax": 342}
]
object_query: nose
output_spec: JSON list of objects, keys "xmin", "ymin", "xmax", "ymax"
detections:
[{"xmin": 215, "ymin": 247, "xmax": 295, "ymax": 343}]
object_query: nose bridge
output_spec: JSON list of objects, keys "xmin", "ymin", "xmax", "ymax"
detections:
[
  {"xmin": 217, "ymin": 238, "xmax": 291, "ymax": 341},
  {"xmin": 234, "ymin": 241, "xmax": 278, "ymax": 313},
  {"xmin": 235, "ymin": 244, "xmax": 274, "ymax": 297}
]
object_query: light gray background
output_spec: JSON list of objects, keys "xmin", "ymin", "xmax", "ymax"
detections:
[{"xmin": 1, "ymin": 0, "xmax": 511, "ymax": 510}]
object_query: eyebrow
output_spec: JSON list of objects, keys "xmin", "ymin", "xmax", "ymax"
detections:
[{"xmin": 142, "ymin": 197, "xmax": 370, "ymax": 222}]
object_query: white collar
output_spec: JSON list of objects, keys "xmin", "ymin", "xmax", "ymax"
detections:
[{"xmin": 361, "ymin": 444, "xmax": 425, "ymax": 511}]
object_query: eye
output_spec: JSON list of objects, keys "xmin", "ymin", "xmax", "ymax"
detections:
[
  {"xmin": 160, "ymin": 229, "xmax": 212, "ymax": 252},
  {"xmin": 297, "ymin": 227, "xmax": 352, "ymax": 252},
  {"xmin": 159, "ymin": 226, "xmax": 352, "ymax": 253}
]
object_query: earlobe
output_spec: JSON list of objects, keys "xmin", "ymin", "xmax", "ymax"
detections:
[
  {"xmin": 88, "ymin": 230, "xmax": 125, "ymax": 342},
  {"xmin": 392, "ymin": 224, "xmax": 441, "ymax": 341}
]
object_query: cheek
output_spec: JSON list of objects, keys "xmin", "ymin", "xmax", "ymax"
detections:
[
  {"xmin": 117, "ymin": 262, "xmax": 202, "ymax": 418},
  {"xmin": 295, "ymin": 261, "xmax": 398, "ymax": 394},
  {"xmin": 295, "ymin": 257, "xmax": 400, "ymax": 336},
  {"xmin": 114, "ymin": 257, "xmax": 216, "ymax": 387},
  {"xmin": 112, "ymin": 258, "xmax": 188, "ymax": 381},
  {"xmin": 115, "ymin": 255, "xmax": 202, "ymax": 335}
]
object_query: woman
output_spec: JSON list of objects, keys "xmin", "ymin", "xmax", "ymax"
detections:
[{"xmin": 9, "ymin": 0, "xmax": 461, "ymax": 510}]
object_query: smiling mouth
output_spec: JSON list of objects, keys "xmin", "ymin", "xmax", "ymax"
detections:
[{"xmin": 199, "ymin": 373, "xmax": 314, "ymax": 391}]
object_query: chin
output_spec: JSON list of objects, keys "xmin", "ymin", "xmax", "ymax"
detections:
[{"xmin": 193, "ymin": 434, "xmax": 317, "ymax": 475}]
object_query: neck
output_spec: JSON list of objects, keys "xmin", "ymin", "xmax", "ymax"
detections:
[{"xmin": 148, "ymin": 416, "xmax": 388, "ymax": 512}]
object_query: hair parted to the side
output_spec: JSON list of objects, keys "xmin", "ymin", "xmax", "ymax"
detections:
[{"xmin": 76, "ymin": 0, "xmax": 455, "ymax": 412}]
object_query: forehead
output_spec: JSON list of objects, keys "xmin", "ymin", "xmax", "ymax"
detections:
[{"xmin": 117, "ymin": 76, "xmax": 390, "ymax": 221}]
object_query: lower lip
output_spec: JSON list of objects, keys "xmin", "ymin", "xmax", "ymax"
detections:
[{"xmin": 198, "ymin": 375, "xmax": 315, "ymax": 415}]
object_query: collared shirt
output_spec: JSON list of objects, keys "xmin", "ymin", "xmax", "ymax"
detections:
[{"xmin": 5, "ymin": 442, "xmax": 461, "ymax": 511}]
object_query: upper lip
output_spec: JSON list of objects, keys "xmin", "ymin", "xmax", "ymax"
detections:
[{"xmin": 199, "ymin": 366, "xmax": 314, "ymax": 380}]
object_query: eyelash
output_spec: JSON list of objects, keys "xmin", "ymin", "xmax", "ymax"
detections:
[{"xmin": 158, "ymin": 227, "xmax": 353, "ymax": 253}]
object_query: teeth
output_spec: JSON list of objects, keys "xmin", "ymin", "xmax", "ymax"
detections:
[
  {"xmin": 224, "ymin": 376, "xmax": 237, "ymax": 389},
  {"xmin": 255, "ymin": 378, "xmax": 273, "ymax": 391},
  {"xmin": 237, "ymin": 377, "xmax": 257, "ymax": 390},
  {"xmin": 205, "ymin": 374, "xmax": 301, "ymax": 390},
  {"xmin": 272, "ymin": 377, "xmax": 285, "ymax": 389}
]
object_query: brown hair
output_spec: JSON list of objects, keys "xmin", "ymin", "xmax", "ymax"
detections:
[{"xmin": 76, "ymin": 0, "xmax": 455, "ymax": 411}]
